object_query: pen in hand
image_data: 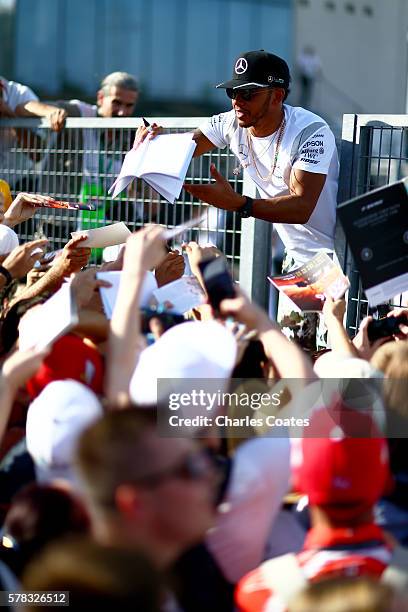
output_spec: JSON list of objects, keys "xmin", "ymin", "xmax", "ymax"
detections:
[{"xmin": 142, "ymin": 117, "xmax": 153, "ymax": 132}]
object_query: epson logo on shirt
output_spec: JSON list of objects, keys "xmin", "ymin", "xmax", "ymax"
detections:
[{"xmin": 303, "ymin": 140, "xmax": 324, "ymax": 148}]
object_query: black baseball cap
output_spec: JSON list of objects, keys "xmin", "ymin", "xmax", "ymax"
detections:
[{"xmin": 216, "ymin": 50, "xmax": 290, "ymax": 91}]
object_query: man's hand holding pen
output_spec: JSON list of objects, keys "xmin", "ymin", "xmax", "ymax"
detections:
[{"xmin": 133, "ymin": 117, "xmax": 162, "ymax": 149}]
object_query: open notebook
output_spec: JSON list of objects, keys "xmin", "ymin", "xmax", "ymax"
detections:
[{"xmin": 109, "ymin": 132, "xmax": 197, "ymax": 204}]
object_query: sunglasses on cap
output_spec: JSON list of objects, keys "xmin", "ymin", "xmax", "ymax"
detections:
[{"xmin": 226, "ymin": 87, "xmax": 272, "ymax": 102}]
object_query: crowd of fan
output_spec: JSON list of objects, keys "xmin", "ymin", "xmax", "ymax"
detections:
[{"xmin": 0, "ymin": 188, "xmax": 408, "ymax": 612}]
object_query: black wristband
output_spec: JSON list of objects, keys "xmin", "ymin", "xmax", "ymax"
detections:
[
  {"xmin": 0, "ymin": 265, "xmax": 12, "ymax": 287},
  {"xmin": 236, "ymin": 196, "xmax": 254, "ymax": 218}
]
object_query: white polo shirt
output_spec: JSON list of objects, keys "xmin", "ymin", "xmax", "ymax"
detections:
[
  {"xmin": 1, "ymin": 78, "xmax": 38, "ymax": 112},
  {"xmin": 0, "ymin": 78, "xmax": 39, "ymax": 188}
]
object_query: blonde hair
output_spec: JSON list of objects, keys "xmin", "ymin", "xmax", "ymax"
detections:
[
  {"xmin": 288, "ymin": 576, "xmax": 396, "ymax": 612},
  {"xmin": 370, "ymin": 341, "xmax": 398, "ymax": 373},
  {"xmin": 381, "ymin": 342, "xmax": 408, "ymax": 418}
]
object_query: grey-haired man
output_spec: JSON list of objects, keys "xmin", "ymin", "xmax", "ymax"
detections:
[{"xmin": 52, "ymin": 72, "xmax": 140, "ymax": 229}]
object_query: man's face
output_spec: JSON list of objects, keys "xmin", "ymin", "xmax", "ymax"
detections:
[
  {"xmin": 231, "ymin": 88, "xmax": 276, "ymax": 128},
  {"xmin": 135, "ymin": 435, "xmax": 216, "ymax": 551},
  {"xmin": 97, "ymin": 86, "xmax": 138, "ymax": 118}
]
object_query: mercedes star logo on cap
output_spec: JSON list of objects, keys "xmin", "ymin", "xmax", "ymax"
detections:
[{"xmin": 235, "ymin": 58, "xmax": 248, "ymax": 75}]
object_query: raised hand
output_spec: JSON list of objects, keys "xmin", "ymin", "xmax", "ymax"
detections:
[
  {"xmin": 2, "ymin": 346, "xmax": 50, "ymax": 393},
  {"xmin": 184, "ymin": 163, "xmax": 245, "ymax": 211},
  {"xmin": 2, "ymin": 238, "xmax": 48, "ymax": 280},
  {"xmin": 155, "ymin": 251, "xmax": 185, "ymax": 287},
  {"xmin": 70, "ymin": 268, "xmax": 112, "ymax": 309},
  {"xmin": 53, "ymin": 235, "xmax": 91, "ymax": 276},
  {"xmin": 322, "ymin": 295, "xmax": 346, "ymax": 323},
  {"xmin": 123, "ymin": 225, "xmax": 167, "ymax": 277},
  {"xmin": 3, "ymin": 192, "xmax": 56, "ymax": 227},
  {"xmin": 132, "ymin": 121, "xmax": 162, "ymax": 149}
]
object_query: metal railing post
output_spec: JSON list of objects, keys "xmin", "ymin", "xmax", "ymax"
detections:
[
  {"xmin": 238, "ymin": 171, "xmax": 272, "ymax": 310},
  {"xmin": 337, "ymin": 114, "xmax": 365, "ymax": 335}
]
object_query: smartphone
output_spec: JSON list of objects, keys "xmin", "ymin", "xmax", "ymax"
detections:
[
  {"xmin": 198, "ymin": 256, "xmax": 236, "ymax": 311},
  {"xmin": 367, "ymin": 314, "xmax": 408, "ymax": 342}
]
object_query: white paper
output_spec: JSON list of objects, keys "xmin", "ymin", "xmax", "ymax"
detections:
[
  {"xmin": 71, "ymin": 222, "xmax": 131, "ymax": 248},
  {"xmin": 109, "ymin": 133, "xmax": 197, "ymax": 203},
  {"xmin": 137, "ymin": 133, "xmax": 196, "ymax": 178},
  {"xmin": 108, "ymin": 148, "xmax": 141, "ymax": 198},
  {"xmin": 97, "ymin": 270, "xmax": 158, "ymax": 319},
  {"xmin": 18, "ymin": 283, "xmax": 78, "ymax": 351},
  {"xmin": 366, "ymin": 271, "xmax": 408, "ymax": 307},
  {"xmin": 153, "ymin": 276, "xmax": 205, "ymax": 314},
  {"xmin": 142, "ymin": 174, "xmax": 183, "ymax": 204},
  {"xmin": 102, "ymin": 244, "xmax": 123, "ymax": 262}
]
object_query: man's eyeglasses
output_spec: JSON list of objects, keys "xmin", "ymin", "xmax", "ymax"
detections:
[
  {"xmin": 226, "ymin": 87, "xmax": 271, "ymax": 102},
  {"xmin": 133, "ymin": 450, "xmax": 215, "ymax": 488}
]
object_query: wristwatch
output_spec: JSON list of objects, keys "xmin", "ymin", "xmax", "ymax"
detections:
[
  {"xmin": 236, "ymin": 196, "xmax": 254, "ymax": 218},
  {"xmin": 0, "ymin": 265, "xmax": 12, "ymax": 287}
]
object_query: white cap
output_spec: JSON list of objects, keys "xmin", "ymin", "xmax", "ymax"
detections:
[
  {"xmin": 314, "ymin": 352, "xmax": 384, "ymax": 379},
  {"xmin": 0, "ymin": 225, "xmax": 19, "ymax": 255},
  {"xmin": 26, "ymin": 380, "xmax": 103, "ymax": 484},
  {"xmin": 129, "ymin": 320, "xmax": 237, "ymax": 405}
]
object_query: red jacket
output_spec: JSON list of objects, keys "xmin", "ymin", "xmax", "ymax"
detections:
[{"xmin": 236, "ymin": 523, "xmax": 393, "ymax": 612}]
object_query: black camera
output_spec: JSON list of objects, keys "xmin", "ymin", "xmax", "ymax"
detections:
[
  {"xmin": 198, "ymin": 256, "xmax": 236, "ymax": 311},
  {"xmin": 367, "ymin": 314, "xmax": 408, "ymax": 343}
]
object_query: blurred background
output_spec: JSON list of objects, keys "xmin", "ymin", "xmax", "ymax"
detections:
[{"xmin": 1, "ymin": 0, "xmax": 407, "ymax": 135}]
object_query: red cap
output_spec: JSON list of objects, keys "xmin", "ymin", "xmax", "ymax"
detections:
[
  {"xmin": 292, "ymin": 402, "xmax": 392, "ymax": 519},
  {"xmin": 26, "ymin": 334, "xmax": 104, "ymax": 399}
]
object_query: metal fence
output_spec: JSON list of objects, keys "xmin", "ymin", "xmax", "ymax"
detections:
[
  {"xmin": 11, "ymin": 113, "xmax": 407, "ymax": 323},
  {"xmin": 0, "ymin": 117, "xmax": 274, "ymax": 307},
  {"xmin": 337, "ymin": 114, "xmax": 408, "ymax": 334}
]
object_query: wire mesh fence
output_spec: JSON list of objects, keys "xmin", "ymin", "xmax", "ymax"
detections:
[
  {"xmin": 338, "ymin": 115, "xmax": 408, "ymax": 334},
  {"xmin": 3, "ymin": 113, "xmax": 408, "ymax": 329},
  {"xmin": 0, "ymin": 117, "xmax": 248, "ymax": 279}
]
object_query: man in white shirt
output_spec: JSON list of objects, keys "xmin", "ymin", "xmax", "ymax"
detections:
[
  {"xmin": 0, "ymin": 76, "xmax": 66, "ymax": 191},
  {"xmin": 182, "ymin": 50, "xmax": 339, "ymax": 351},
  {"xmin": 0, "ymin": 77, "xmax": 66, "ymax": 129}
]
